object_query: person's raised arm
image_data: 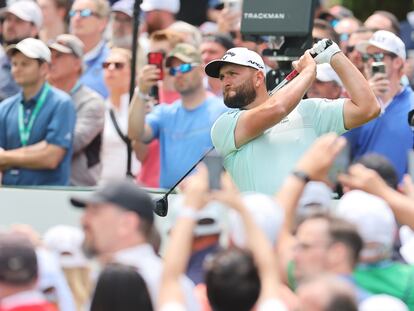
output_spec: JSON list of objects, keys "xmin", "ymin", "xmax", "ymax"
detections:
[
  {"xmin": 275, "ymin": 134, "xmax": 346, "ymax": 283},
  {"xmin": 328, "ymin": 43, "xmax": 380, "ymax": 129},
  {"xmin": 339, "ymin": 164, "xmax": 414, "ymax": 230},
  {"xmin": 159, "ymin": 165, "xmax": 209, "ymax": 308},
  {"xmin": 234, "ymin": 51, "xmax": 317, "ymax": 148},
  {"xmin": 127, "ymin": 65, "xmax": 159, "ymax": 143}
]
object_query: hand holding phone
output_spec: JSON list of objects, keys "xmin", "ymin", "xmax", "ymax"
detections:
[{"xmin": 147, "ymin": 52, "xmax": 164, "ymax": 102}]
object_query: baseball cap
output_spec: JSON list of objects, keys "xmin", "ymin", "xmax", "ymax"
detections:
[
  {"xmin": 335, "ymin": 190, "xmax": 396, "ymax": 248},
  {"xmin": 165, "ymin": 43, "xmax": 202, "ymax": 67},
  {"xmin": 2, "ymin": 0, "xmax": 42, "ymax": 29},
  {"xmin": 205, "ymin": 47, "xmax": 266, "ymax": 78},
  {"xmin": 316, "ymin": 64, "xmax": 342, "ymax": 85},
  {"xmin": 356, "ymin": 30, "xmax": 406, "ymax": 60},
  {"xmin": 0, "ymin": 233, "xmax": 38, "ymax": 285},
  {"xmin": 359, "ymin": 294, "xmax": 409, "ymax": 311},
  {"xmin": 229, "ymin": 192, "xmax": 284, "ymax": 247},
  {"xmin": 297, "ymin": 181, "xmax": 333, "ymax": 218},
  {"xmin": 168, "ymin": 196, "xmax": 224, "ymax": 237},
  {"xmin": 140, "ymin": 0, "xmax": 180, "ymax": 14},
  {"xmin": 43, "ymin": 225, "xmax": 89, "ymax": 268},
  {"xmin": 6, "ymin": 38, "xmax": 51, "ymax": 63},
  {"xmin": 70, "ymin": 179, "xmax": 155, "ymax": 223},
  {"xmin": 112, "ymin": 0, "xmax": 134, "ymax": 17},
  {"xmin": 48, "ymin": 34, "xmax": 84, "ymax": 58}
]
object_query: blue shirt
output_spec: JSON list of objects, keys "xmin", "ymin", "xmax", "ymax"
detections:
[
  {"xmin": 79, "ymin": 42, "xmax": 109, "ymax": 99},
  {"xmin": 344, "ymin": 86, "xmax": 414, "ymax": 181},
  {"xmin": 146, "ymin": 96, "xmax": 227, "ymax": 188},
  {"xmin": 0, "ymin": 84, "xmax": 76, "ymax": 185},
  {"xmin": 0, "ymin": 47, "xmax": 20, "ymax": 101}
]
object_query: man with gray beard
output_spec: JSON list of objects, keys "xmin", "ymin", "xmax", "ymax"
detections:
[
  {"xmin": 110, "ymin": 0, "xmax": 134, "ymax": 49},
  {"xmin": 205, "ymin": 42, "xmax": 380, "ymax": 195}
]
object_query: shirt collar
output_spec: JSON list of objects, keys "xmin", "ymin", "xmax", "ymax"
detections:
[
  {"xmin": 21, "ymin": 83, "xmax": 47, "ymax": 106},
  {"xmin": 113, "ymin": 244, "xmax": 156, "ymax": 266},
  {"xmin": 83, "ymin": 40, "xmax": 106, "ymax": 63}
]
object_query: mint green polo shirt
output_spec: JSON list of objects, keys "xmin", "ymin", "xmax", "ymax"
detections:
[{"xmin": 211, "ymin": 98, "xmax": 347, "ymax": 195}]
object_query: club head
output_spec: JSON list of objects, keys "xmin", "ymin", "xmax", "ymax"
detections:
[{"xmin": 154, "ymin": 196, "xmax": 168, "ymax": 217}]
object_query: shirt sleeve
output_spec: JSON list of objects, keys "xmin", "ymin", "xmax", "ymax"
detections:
[
  {"xmin": 299, "ymin": 98, "xmax": 347, "ymax": 136},
  {"xmin": 211, "ymin": 110, "xmax": 242, "ymax": 157},
  {"xmin": 45, "ymin": 97, "xmax": 76, "ymax": 149},
  {"xmin": 146, "ymin": 104, "xmax": 164, "ymax": 139}
]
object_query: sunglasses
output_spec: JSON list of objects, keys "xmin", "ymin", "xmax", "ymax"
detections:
[
  {"xmin": 102, "ymin": 62, "xmax": 126, "ymax": 70},
  {"xmin": 69, "ymin": 8, "xmax": 98, "ymax": 18},
  {"xmin": 169, "ymin": 63, "xmax": 199, "ymax": 76},
  {"xmin": 362, "ymin": 52, "xmax": 396, "ymax": 63}
]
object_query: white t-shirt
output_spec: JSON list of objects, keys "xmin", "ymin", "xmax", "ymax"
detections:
[{"xmin": 100, "ymin": 93, "xmax": 140, "ymax": 184}]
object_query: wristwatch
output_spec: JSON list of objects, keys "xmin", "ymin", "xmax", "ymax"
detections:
[{"xmin": 292, "ymin": 170, "xmax": 311, "ymax": 184}]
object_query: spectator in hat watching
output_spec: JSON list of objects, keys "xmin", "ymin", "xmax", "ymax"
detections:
[
  {"xmin": 70, "ymin": 179, "xmax": 199, "ymax": 309},
  {"xmin": 0, "ymin": 233, "xmax": 58, "ymax": 311},
  {"xmin": 128, "ymin": 43, "xmax": 227, "ymax": 189},
  {"xmin": 307, "ymin": 63, "xmax": 343, "ymax": 100},
  {"xmin": 0, "ymin": 0, "xmax": 43, "ymax": 101},
  {"xmin": 110, "ymin": 0, "xmax": 134, "ymax": 49},
  {"xmin": 0, "ymin": 38, "xmax": 76, "ymax": 186},
  {"xmin": 140, "ymin": 0, "xmax": 179, "ymax": 35},
  {"xmin": 69, "ymin": 0, "xmax": 110, "ymax": 98},
  {"xmin": 205, "ymin": 39, "xmax": 379, "ymax": 195},
  {"xmin": 48, "ymin": 34, "xmax": 105, "ymax": 186},
  {"xmin": 345, "ymin": 30, "xmax": 414, "ymax": 182}
]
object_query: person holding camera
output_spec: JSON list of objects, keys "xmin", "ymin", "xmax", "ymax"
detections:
[
  {"xmin": 205, "ymin": 39, "xmax": 379, "ymax": 195},
  {"xmin": 128, "ymin": 43, "xmax": 227, "ymax": 189},
  {"xmin": 345, "ymin": 30, "xmax": 414, "ymax": 182}
]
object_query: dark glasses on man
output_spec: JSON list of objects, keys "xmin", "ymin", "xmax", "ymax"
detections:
[
  {"xmin": 102, "ymin": 62, "xmax": 126, "ymax": 70},
  {"xmin": 362, "ymin": 52, "xmax": 396, "ymax": 62},
  {"xmin": 69, "ymin": 9, "xmax": 98, "ymax": 18},
  {"xmin": 169, "ymin": 63, "xmax": 199, "ymax": 76}
]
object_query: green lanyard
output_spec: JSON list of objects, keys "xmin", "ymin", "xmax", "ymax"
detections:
[{"xmin": 18, "ymin": 83, "xmax": 51, "ymax": 146}]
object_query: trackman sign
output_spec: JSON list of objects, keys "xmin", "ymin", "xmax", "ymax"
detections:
[{"xmin": 243, "ymin": 12, "xmax": 286, "ymax": 20}]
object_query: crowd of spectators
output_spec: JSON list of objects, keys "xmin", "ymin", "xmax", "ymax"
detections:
[{"xmin": 2, "ymin": 0, "xmax": 414, "ymax": 310}]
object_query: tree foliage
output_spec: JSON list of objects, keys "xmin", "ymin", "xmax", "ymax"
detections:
[{"xmin": 341, "ymin": 0, "xmax": 413, "ymax": 21}]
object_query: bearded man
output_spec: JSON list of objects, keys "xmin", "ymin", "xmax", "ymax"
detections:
[{"xmin": 205, "ymin": 43, "xmax": 380, "ymax": 195}]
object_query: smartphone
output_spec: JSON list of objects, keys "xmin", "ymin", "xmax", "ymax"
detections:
[
  {"xmin": 327, "ymin": 141, "xmax": 351, "ymax": 185},
  {"xmin": 147, "ymin": 51, "xmax": 164, "ymax": 80},
  {"xmin": 203, "ymin": 150, "xmax": 224, "ymax": 190},
  {"xmin": 371, "ymin": 61, "xmax": 386, "ymax": 76}
]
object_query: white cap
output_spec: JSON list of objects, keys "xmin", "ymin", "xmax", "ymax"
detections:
[
  {"xmin": 316, "ymin": 64, "xmax": 342, "ymax": 86},
  {"xmin": 43, "ymin": 225, "xmax": 89, "ymax": 268},
  {"xmin": 112, "ymin": 0, "xmax": 134, "ymax": 17},
  {"xmin": 336, "ymin": 190, "xmax": 397, "ymax": 248},
  {"xmin": 168, "ymin": 196, "xmax": 224, "ymax": 237},
  {"xmin": 297, "ymin": 181, "xmax": 333, "ymax": 217},
  {"xmin": 356, "ymin": 30, "xmax": 406, "ymax": 60},
  {"xmin": 140, "ymin": 0, "xmax": 180, "ymax": 14},
  {"xmin": 6, "ymin": 38, "xmax": 51, "ymax": 63},
  {"xmin": 4, "ymin": 0, "xmax": 42, "ymax": 29},
  {"xmin": 359, "ymin": 294, "xmax": 409, "ymax": 311},
  {"xmin": 205, "ymin": 47, "xmax": 266, "ymax": 78},
  {"xmin": 229, "ymin": 192, "xmax": 284, "ymax": 247}
]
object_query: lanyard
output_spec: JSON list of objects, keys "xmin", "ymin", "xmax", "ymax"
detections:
[
  {"xmin": 69, "ymin": 81, "xmax": 81, "ymax": 95},
  {"xmin": 18, "ymin": 83, "xmax": 51, "ymax": 146}
]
